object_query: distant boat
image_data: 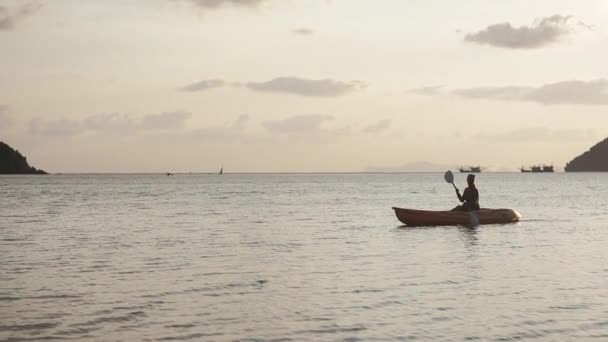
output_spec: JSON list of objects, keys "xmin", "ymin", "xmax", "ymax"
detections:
[
  {"xmin": 459, "ymin": 166, "xmax": 482, "ymax": 173},
  {"xmin": 166, "ymin": 172, "xmax": 173, "ymax": 176},
  {"xmin": 520, "ymin": 164, "xmax": 554, "ymax": 173},
  {"xmin": 219, "ymin": 167, "xmax": 223, "ymax": 175}
]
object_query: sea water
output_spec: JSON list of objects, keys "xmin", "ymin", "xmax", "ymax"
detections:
[{"xmin": 1, "ymin": 173, "xmax": 608, "ymax": 341}]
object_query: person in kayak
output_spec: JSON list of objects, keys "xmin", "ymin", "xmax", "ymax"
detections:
[{"xmin": 452, "ymin": 174, "xmax": 480, "ymax": 211}]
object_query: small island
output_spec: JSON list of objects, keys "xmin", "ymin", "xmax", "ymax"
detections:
[
  {"xmin": 0, "ymin": 142, "xmax": 47, "ymax": 174},
  {"xmin": 565, "ymin": 137, "xmax": 608, "ymax": 172}
]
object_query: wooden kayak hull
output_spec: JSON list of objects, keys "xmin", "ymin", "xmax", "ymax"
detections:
[{"xmin": 392, "ymin": 207, "xmax": 521, "ymax": 226}]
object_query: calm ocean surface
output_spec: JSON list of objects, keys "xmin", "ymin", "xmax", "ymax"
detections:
[{"xmin": 1, "ymin": 173, "xmax": 608, "ymax": 341}]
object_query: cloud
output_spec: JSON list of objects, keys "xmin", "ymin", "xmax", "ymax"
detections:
[
  {"xmin": 142, "ymin": 111, "xmax": 192, "ymax": 129},
  {"xmin": 453, "ymin": 79, "xmax": 608, "ymax": 105},
  {"xmin": 474, "ymin": 127, "xmax": 596, "ymax": 143},
  {"xmin": 293, "ymin": 28, "xmax": 314, "ymax": 36},
  {"xmin": 29, "ymin": 111, "xmax": 192, "ymax": 137},
  {"xmin": 247, "ymin": 77, "xmax": 366, "ymax": 97},
  {"xmin": 525, "ymin": 80, "xmax": 608, "ymax": 105},
  {"xmin": 407, "ymin": 85, "xmax": 445, "ymax": 96},
  {"xmin": 185, "ymin": 0, "xmax": 267, "ymax": 9},
  {"xmin": 261, "ymin": 114, "xmax": 350, "ymax": 143},
  {"xmin": 184, "ymin": 127, "xmax": 241, "ymax": 143},
  {"xmin": 0, "ymin": 2, "xmax": 42, "ymax": 31},
  {"xmin": 262, "ymin": 115, "xmax": 333, "ymax": 133},
  {"xmin": 177, "ymin": 114, "xmax": 249, "ymax": 143},
  {"xmin": 83, "ymin": 113, "xmax": 138, "ymax": 133},
  {"xmin": 464, "ymin": 15, "xmax": 574, "ymax": 49},
  {"xmin": 0, "ymin": 106, "xmax": 16, "ymax": 130},
  {"xmin": 0, "ymin": 7, "xmax": 7, "ymax": 30},
  {"xmin": 576, "ymin": 20, "xmax": 595, "ymax": 31},
  {"xmin": 29, "ymin": 117, "xmax": 82, "ymax": 137},
  {"xmin": 230, "ymin": 114, "xmax": 249, "ymax": 130},
  {"xmin": 363, "ymin": 119, "xmax": 391, "ymax": 133},
  {"xmin": 180, "ymin": 76, "xmax": 367, "ymax": 97},
  {"xmin": 179, "ymin": 79, "xmax": 226, "ymax": 92},
  {"xmin": 453, "ymin": 86, "xmax": 531, "ymax": 101}
]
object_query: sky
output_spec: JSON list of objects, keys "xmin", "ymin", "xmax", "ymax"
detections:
[{"xmin": 1, "ymin": 0, "xmax": 607, "ymax": 173}]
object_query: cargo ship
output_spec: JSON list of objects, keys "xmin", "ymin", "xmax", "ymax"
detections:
[
  {"xmin": 520, "ymin": 164, "xmax": 554, "ymax": 173},
  {"xmin": 458, "ymin": 166, "xmax": 482, "ymax": 173}
]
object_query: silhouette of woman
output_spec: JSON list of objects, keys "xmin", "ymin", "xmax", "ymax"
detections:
[{"xmin": 452, "ymin": 174, "xmax": 480, "ymax": 211}]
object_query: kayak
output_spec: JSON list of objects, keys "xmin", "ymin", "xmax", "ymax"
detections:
[{"xmin": 392, "ymin": 207, "xmax": 521, "ymax": 226}]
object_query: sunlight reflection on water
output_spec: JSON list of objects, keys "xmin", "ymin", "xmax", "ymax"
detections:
[{"xmin": 1, "ymin": 173, "xmax": 608, "ymax": 341}]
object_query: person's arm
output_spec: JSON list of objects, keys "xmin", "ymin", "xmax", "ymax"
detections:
[
  {"xmin": 460, "ymin": 188, "xmax": 471, "ymax": 203},
  {"xmin": 456, "ymin": 188, "xmax": 464, "ymax": 202}
]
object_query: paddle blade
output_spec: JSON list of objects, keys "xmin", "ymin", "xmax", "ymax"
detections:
[{"xmin": 444, "ymin": 170, "xmax": 454, "ymax": 184}]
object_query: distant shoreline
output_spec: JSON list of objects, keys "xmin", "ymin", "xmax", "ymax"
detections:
[{"xmin": 3, "ymin": 171, "xmax": 595, "ymax": 175}]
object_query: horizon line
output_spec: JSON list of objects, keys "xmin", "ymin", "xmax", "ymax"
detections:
[{"xmin": 1, "ymin": 171, "xmax": 569, "ymax": 175}]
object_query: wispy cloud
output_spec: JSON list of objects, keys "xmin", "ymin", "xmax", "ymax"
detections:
[
  {"xmin": 292, "ymin": 28, "xmax": 314, "ymax": 36},
  {"xmin": 29, "ymin": 111, "xmax": 192, "ymax": 137},
  {"xmin": 453, "ymin": 86, "xmax": 531, "ymax": 101},
  {"xmin": 179, "ymin": 79, "xmax": 226, "ymax": 92},
  {"xmin": 177, "ymin": 114, "xmax": 249, "ymax": 143},
  {"xmin": 142, "ymin": 111, "xmax": 191, "ymax": 130},
  {"xmin": 407, "ymin": 85, "xmax": 445, "ymax": 96},
  {"xmin": 0, "ymin": 106, "xmax": 16, "ymax": 130},
  {"xmin": 29, "ymin": 117, "xmax": 83, "ymax": 137},
  {"xmin": 474, "ymin": 127, "xmax": 596, "ymax": 143},
  {"xmin": 83, "ymin": 113, "xmax": 138, "ymax": 134},
  {"xmin": 464, "ymin": 15, "xmax": 574, "ymax": 49},
  {"xmin": 262, "ymin": 114, "xmax": 349, "ymax": 143},
  {"xmin": 180, "ymin": 76, "xmax": 367, "ymax": 97},
  {"xmin": 263, "ymin": 115, "xmax": 333, "ymax": 133},
  {"xmin": 454, "ymin": 79, "xmax": 608, "ymax": 105},
  {"xmin": 363, "ymin": 119, "xmax": 391, "ymax": 133},
  {"xmin": 230, "ymin": 114, "xmax": 249, "ymax": 130},
  {"xmin": 0, "ymin": 2, "xmax": 42, "ymax": 31},
  {"xmin": 184, "ymin": 0, "xmax": 267, "ymax": 9},
  {"xmin": 247, "ymin": 77, "xmax": 366, "ymax": 97}
]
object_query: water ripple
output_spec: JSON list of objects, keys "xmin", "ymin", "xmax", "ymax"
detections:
[{"xmin": 2, "ymin": 173, "xmax": 608, "ymax": 341}]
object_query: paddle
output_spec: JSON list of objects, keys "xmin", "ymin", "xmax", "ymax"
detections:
[{"xmin": 443, "ymin": 170, "xmax": 459, "ymax": 192}]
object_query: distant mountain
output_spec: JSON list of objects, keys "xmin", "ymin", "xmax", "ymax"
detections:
[
  {"xmin": 0, "ymin": 142, "xmax": 47, "ymax": 174},
  {"xmin": 565, "ymin": 137, "xmax": 608, "ymax": 172},
  {"xmin": 365, "ymin": 161, "xmax": 456, "ymax": 173}
]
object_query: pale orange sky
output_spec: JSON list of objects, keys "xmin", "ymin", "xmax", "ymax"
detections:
[{"xmin": 1, "ymin": 0, "xmax": 607, "ymax": 172}]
